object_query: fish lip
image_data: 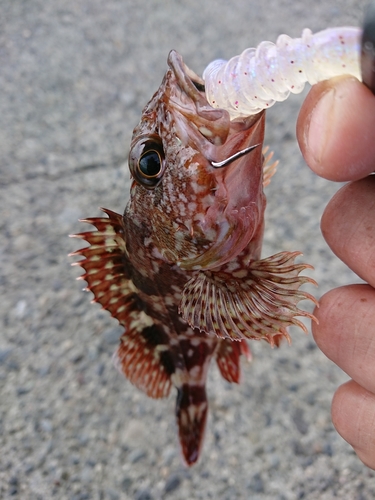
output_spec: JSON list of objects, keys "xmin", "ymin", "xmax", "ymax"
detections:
[
  {"xmin": 167, "ymin": 50, "xmax": 232, "ymax": 149},
  {"xmin": 167, "ymin": 50, "xmax": 266, "ymax": 163}
]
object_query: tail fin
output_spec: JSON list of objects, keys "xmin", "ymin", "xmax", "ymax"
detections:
[{"xmin": 176, "ymin": 384, "xmax": 208, "ymax": 466}]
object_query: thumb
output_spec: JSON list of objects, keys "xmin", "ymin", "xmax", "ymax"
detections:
[{"xmin": 296, "ymin": 76, "xmax": 375, "ymax": 182}]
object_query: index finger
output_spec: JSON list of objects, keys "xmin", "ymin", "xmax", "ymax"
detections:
[{"xmin": 296, "ymin": 76, "xmax": 375, "ymax": 182}]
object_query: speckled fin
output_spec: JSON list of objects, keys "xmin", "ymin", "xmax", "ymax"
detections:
[
  {"xmin": 262, "ymin": 146, "xmax": 278, "ymax": 188},
  {"xmin": 176, "ymin": 384, "xmax": 208, "ymax": 466},
  {"xmin": 114, "ymin": 322, "xmax": 173, "ymax": 399},
  {"xmin": 70, "ymin": 208, "xmax": 172, "ymax": 398},
  {"xmin": 179, "ymin": 251, "xmax": 318, "ymax": 345},
  {"xmin": 215, "ymin": 339, "xmax": 251, "ymax": 383}
]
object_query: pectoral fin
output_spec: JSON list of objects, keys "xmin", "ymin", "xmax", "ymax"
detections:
[{"xmin": 180, "ymin": 251, "xmax": 318, "ymax": 345}]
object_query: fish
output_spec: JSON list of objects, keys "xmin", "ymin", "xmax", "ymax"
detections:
[{"xmin": 71, "ymin": 50, "xmax": 317, "ymax": 466}]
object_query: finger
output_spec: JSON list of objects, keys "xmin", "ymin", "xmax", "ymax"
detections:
[
  {"xmin": 296, "ymin": 76, "xmax": 375, "ymax": 181},
  {"xmin": 312, "ymin": 284, "xmax": 375, "ymax": 394},
  {"xmin": 320, "ymin": 177, "xmax": 375, "ymax": 286},
  {"xmin": 332, "ymin": 380, "xmax": 375, "ymax": 470}
]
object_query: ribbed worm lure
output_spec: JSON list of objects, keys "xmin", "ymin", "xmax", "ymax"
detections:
[{"xmin": 203, "ymin": 27, "xmax": 362, "ymax": 118}]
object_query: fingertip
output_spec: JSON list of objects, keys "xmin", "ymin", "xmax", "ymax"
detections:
[
  {"xmin": 297, "ymin": 76, "xmax": 375, "ymax": 181},
  {"xmin": 332, "ymin": 380, "xmax": 375, "ymax": 470},
  {"xmin": 331, "ymin": 380, "xmax": 356, "ymax": 438},
  {"xmin": 311, "ymin": 287, "xmax": 342, "ymax": 358},
  {"xmin": 313, "ymin": 283, "xmax": 375, "ymax": 393},
  {"xmin": 320, "ymin": 177, "xmax": 375, "ymax": 287}
]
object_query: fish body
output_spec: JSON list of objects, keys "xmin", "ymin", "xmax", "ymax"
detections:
[{"xmin": 72, "ymin": 51, "xmax": 316, "ymax": 465}]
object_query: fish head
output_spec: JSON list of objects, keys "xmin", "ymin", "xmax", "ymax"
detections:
[{"xmin": 127, "ymin": 50, "xmax": 266, "ymax": 270}]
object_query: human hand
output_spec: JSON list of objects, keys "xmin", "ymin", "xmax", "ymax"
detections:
[{"xmin": 296, "ymin": 75, "xmax": 375, "ymax": 469}]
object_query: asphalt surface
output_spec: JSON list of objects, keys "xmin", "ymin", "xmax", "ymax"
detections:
[{"xmin": 1, "ymin": 1, "xmax": 374, "ymax": 499}]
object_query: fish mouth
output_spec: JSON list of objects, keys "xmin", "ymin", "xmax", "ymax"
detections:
[
  {"xmin": 165, "ymin": 52, "xmax": 266, "ymax": 271},
  {"xmin": 167, "ymin": 50, "xmax": 264, "ymax": 155},
  {"xmin": 179, "ymin": 115, "xmax": 266, "ymax": 271}
]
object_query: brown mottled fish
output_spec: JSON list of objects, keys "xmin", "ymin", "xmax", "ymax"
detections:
[{"xmin": 71, "ymin": 51, "xmax": 317, "ymax": 465}]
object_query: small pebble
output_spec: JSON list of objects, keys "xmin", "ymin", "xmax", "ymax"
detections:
[
  {"xmin": 96, "ymin": 363, "xmax": 105, "ymax": 377},
  {"xmin": 128, "ymin": 448, "xmax": 147, "ymax": 464},
  {"xmin": 248, "ymin": 473, "xmax": 264, "ymax": 493},
  {"xmin": 71, "ymin": 494, "xmax": 90, "ymax": 500},
  {"xmin": 16, "ymin": 386, "xmax": 31, "ymax": 396},
  {"xmin": 15, "ymin": 300, "xmax": 27, "ymax": 319},
  {"xmin": 120, "ymin": 476, "xmax": 132, "ymax": 492},
  {"xmin": 293, "ymin": 407, "xmax": 309, "ymax": 435},
  {"xmin": 80, "ymin": 467, "xmax": 94, "ymax": 484},
  {"xmin": 0, "ymin": 348, "xmax": 12, "ymax": 364},
  {"xmin": 161, "ymin": 447, "xmax": 176, "ymax": 466},
  {"xmin": 24, "ymin": 463, "xmax": 34, "ymax": 474},
  {"xmin": 40, "ymin": 419, "xmax": 53, "ymax": 432},
  {"xmin": 164, "ymin": 473, "xmax": 182, "ymax": 494},
  {"xmin": 38, "ymin": 365, "xmax": 50, "ymax": 377},
  {"xmin": 323, "ymin": 443, "xmax": 333, "ymax": 457},
  {"xmin": 70, "ymin": 454, "xmax": 80, "ymax": 465},
  {"xmin": 134, "ymin": 488, "xmax": 153, "ymax": 500},
  {"xmin": 106, "ymin": 488, "xmax": 120, "ymax": 500}
]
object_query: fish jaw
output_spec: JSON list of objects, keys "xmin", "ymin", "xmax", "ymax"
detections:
[{"xmin": 177, "ymin": 112, "xmax": 266, "ymax": 271}]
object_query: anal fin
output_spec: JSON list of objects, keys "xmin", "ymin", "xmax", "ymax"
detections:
[
  {"xmin": 216, "ymin": 339, "xmax": 251, "ymax": 383},
  {"xmin": 114, "ymin": 315, "xmax": 173, "ymax": 399}
]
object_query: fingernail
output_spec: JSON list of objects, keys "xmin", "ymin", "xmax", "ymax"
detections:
[{"xmin": 306, "ymin": 86, "xmax": 335, "ymax": 165}]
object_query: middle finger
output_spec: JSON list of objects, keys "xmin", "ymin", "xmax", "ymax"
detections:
[{"xmin": 321, "ymin": 176, "xmax": 375, "ymax": 287}]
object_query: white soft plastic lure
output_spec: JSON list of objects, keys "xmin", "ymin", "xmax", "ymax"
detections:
[{"xmin": 203, "ymin": 27, "xmax": 361, "ymax": 118}]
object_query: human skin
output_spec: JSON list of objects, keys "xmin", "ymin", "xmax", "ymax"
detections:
[{"xmin": 296, "ymin": 75, "xmax": 375, "ymax": 469}]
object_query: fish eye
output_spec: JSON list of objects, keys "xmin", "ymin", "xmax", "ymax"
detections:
[
  {"xmin": 139, "ymin": 150, "xmax": 162, "ymax": 177},
  {"xmin": 128, "ymin": 134, "xmax": 165, "ymax": 189}
]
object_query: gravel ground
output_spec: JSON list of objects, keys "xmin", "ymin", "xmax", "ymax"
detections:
[{"xmin": 1, "ymin": 1, "xmax": 374, "ymax": 499}]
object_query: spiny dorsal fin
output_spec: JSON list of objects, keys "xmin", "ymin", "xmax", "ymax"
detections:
[
  {"xmin": 179, "ymin": 251, "xmax": 318, "ymax": 346},
  {"xmin": 70, "ymin": 208, "xmax": 135, "ymax": 321},
  {"xmin": 70, "ymin": 208, "xmax": 173, "ymax": 399}
]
